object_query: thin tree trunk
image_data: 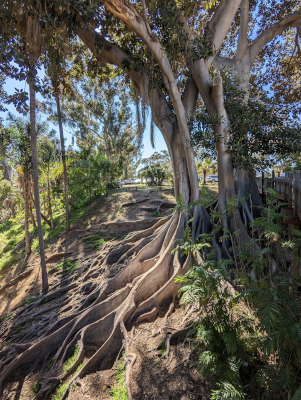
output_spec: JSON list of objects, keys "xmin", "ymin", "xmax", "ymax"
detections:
[
  {"xmin": 56, "ymin": 95, "xmax": 70, "ymax": 231},
  {"xmin": 124, "ymin": 161, "xmax": 128, "ymax": 180},
  {"xmin": 30, "ymin": 207, "xmax": 36, "ymax": 228},
  {"xmin": 0, "ymin": 160, "xmax": 10, "ymax": 181},
  {"xmin": 29, "ymin": 187, "xmax": 36, "ymax": 227},
  {"xmin": 28, "ymin": 64, "xmax": 48, "ymax": 293},
  {"xmin": 23, "ymin": 173, "xmax": 31, "ymax": 254},
  {"xmin": 47, "ymin": 166, "xmax": 54, "ymax": 228}
]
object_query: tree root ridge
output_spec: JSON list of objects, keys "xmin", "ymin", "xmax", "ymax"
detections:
[{"xmin": 0, "ymin": 212, "xmax": 190, "ymax": 399}]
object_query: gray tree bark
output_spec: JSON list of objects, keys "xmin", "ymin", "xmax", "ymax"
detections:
[
  {"xmin": 56, "ymin": 95, "xmax": 70, "ymax": 231},
  {"xmin": 28, "ymin": 63, "xmax": 48, "ymax": 293}
]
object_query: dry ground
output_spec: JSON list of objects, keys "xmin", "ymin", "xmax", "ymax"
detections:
[{"xmin": 0, "ymin": 186, "xmax": 210, "ymax": 400}]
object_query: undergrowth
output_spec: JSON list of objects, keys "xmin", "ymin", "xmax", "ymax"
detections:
[
  {"xmin": 63, "ymin": 345, "xmax": 79, "ymax": 373},
  {"xmin": 110, "ymin": 354, "xmax": 128, "ymax": 400},
  {"xmin": 0, "ymin": 195, "xmax": 97, "ymax": 280},
  {"xmin": 176, "ymin": 188, "xmax": 301, "ymax": 400},
  {"xmin": 83, "ymin": 234, "xmax": 107, "ymax": 250},
  {"xmin": 49, "ymin": 259, "xmax": 79, "ymax": 275},
  {"xmin": 51, "ymin": 383, "xmax": 68, "ymax": 400}
]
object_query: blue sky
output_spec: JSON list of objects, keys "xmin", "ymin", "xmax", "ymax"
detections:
[{"xmin": 1, "ymin": 76, "xmax": 167, "ymax": 159}]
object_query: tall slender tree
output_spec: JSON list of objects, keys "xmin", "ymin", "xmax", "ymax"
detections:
[
  {"xmin": 8, "ymin": 117, "xmax": 33, "ymax": 255},
  {"xmin": 55, "ymin": 94, "xmax": 70, "ymax": 231},
  {"xmin": 26, "ymin": 16, "xmax": 48, "ymax": 293}
]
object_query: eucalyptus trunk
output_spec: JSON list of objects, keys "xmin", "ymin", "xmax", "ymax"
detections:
[
  {"xmin": 30, "ymin": 206, "xmax": 36, "ymax": 228},
  {"xmin": 47, "ymin": 167, "xmax": 54, "ymax": 228},
  {"xmin": 0, "ymin": 161, "xmax": 10, "ymax": 181},
  {"xmin": 56, "ymin": 95, "xmax": 70, "ymax": 231},
  {"xmin": 28, "ymin": 63, "xmax": 48, "ymax": 293},
  {"xmin": 23, "ymin": 173, "xmax": 31, "ymax": 255}
]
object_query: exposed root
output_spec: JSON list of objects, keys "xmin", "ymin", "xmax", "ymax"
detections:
[
  {"xmin": 46, "ymin": 252, "xmax": 73, "ymax": 264},
  {"xmin": 0, "ymin": 212, "xmax": 191, "ymax": 399},
  {"xmin": 0, "ymin": 269, "xmax": 34, "ymax": 295},
  {"xmin": 122, "ymin": 199, "xmax": 148, "ymax": 207},
  {"xmin": 124, "ymin": 352, "xmax": 137, "ymax": 400},
  {"xmin": 160, "ymin": 324, "xmax": 195, "ymax": 359}
]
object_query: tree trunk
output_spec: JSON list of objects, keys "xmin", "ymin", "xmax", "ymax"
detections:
[
  {"xmin": 0, "ymin": 160, "xmax": 10, "ymax": 181},
  {"xmin": 124, "ymin": 161, "xmax": 128, "ymax": 180},
  {"xmin": 47, "ymin": 168, "xmax": 54, "ymax": 228},
  {"xmin": 56, "ymin": 95, "xmax": 70, "ymax": 231},
  {"xmin": 23, "ymin": 173, "xmax": 31, "ymax": 255},
  {"xmin": 211, "ymin": 76, "xmax": 253, "ymax": 246},
  {"xmin": 232, "ymin": 62, "xmax": 263, "ymax": 218},
  {"xmin": 203, "ymin": 170, "xmax": 207, "ymax": 185},
  {"xmin": 30, "ymin": 206, "xmax": 36, "ymax": 228},
  {"xmin": 28, "ymin": 63, "xmax": 48, "ymax": 294}
]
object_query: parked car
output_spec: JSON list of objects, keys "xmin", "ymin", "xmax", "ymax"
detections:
[
  {"xmin": 206, "ymin": 175, "xmax": 218, "ymax": 183},
  {"xmin": 124, "ymin": 178, "xmax": 136, "ymax": 184}
]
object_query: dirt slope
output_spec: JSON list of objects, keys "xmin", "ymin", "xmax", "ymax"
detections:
[{"xmin": 0, "ymin": 186, "xmax": 208, "ymax": 400}]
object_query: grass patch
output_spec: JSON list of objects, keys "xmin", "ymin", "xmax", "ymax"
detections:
[
  {"xmin": 23, "ymin": 296, "xmax": 36, "ymax": 305},
  {"xmin": 44, "ymin": 358, "xmax": 55, "ymax": 373},
  {"xmin": 151, "ymin": 210, "xmax": 161, "ymax": 217},
  {"xmin": 0, "ymin": 205, "xmax": 66, "ymax": 277},
  {"xmin": 15, "ymin": 320, "xmax": 26, "ymax": 333},
  {"xmin": 158, "ymin": 342, "xmax": 167, "ymax": 357},
  {"xmin": 63, "ymin": 345, "xmax": 80, "ymax": 373},
  {"xmin": 70, "ymin": 203, "xmax": 91, "ymax": 225},
  {"xmin": 39, "ymin": 296, "xmax": 49, "ymax": 305},
  {"xmin": 49, "ymin": 361, "xmax": 83, "ymax": 400},
  {"xmin": 49, "ymin": 259, "xmax": 79, "ymax": 275},
  {"xmin": 83, "ymin": 234, "xmax": 107, "ymax": 250},
  {"xmin": 110, "ymin": 355, "xmax": 128, "ymax": 400},
  {"xmin": 0, "ymin": 220, "xmax": 25, "ymax": 275},
  {"xmin": 51, "ymin": 383, "xmax": 68, "ymax": 400},
  {"xmin": 0, "ymin": 313, "xmax": 12, "ymax": 326},
  {"xmin": 32, "ymin": 380, "xmax": 41, "ymax": 394}
]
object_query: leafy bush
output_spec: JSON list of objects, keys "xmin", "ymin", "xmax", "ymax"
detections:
[{"xmin": 176, "ymin": 190, "xmax": 301, "ymax": 399}]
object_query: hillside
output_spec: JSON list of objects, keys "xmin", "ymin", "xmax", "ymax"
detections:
[{"xmin": 0, "ymin": 186, "xmax": 208, "ymax": 400}]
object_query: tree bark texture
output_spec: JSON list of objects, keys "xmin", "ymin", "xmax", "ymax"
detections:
[
  {"xmin": 56, "ymin": 95, "xmax": 70, "ymax": 231},
  {"xmin": 28, "ymin": 64, "xmax": 48, "ymax": 293},
  {"xmin": 23, "ymin": 173, "xmax": 31, "ymax": 255}
]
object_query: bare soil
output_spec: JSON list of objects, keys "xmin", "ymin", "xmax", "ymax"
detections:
[{"xmin": 0, "ymin": 186, "xmax": 209, "ymax": 400}]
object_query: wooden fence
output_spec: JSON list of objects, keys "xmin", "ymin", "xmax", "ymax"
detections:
[{"xmin": 255, "ymin": 170, "xmax": 301, "ymax": 221}]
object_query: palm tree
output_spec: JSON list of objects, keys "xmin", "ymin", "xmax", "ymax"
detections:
[{"xmin": 197, "ymin": 158, "xmax": 214, "ymax": 185}]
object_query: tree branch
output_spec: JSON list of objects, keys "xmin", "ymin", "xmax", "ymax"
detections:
[
  {"xmin": 173, "ymin": 2, "xmax": 240, "ymax": 110},
  {"xmin": 237, "ymin": 0, "xmax": 249, "ymax": 59},
  {"xmin": 248, "ymin": 10, "xmax": 301, "ymax": 65},
  {"xmin": 213, "ymin": 55, "xmax": 234, "ymax": 70},
  {"xmin": 206, "ymin": 0, "xmax": 242, "ymax": 56},
  {"xmin": 77, "ymin": 26, "xmax": 174, "ymax": 144},
  {"xmin": 104, "ymin": 0, "xmax": 200, "ymax": 201},
  {"xmin": 141, "ymin": 0, "xmax": 154, "ymax": 39},
  {"xmin": 182, "ymin": 76, "xmax": 198, "ymax": 119},
  {"xmin": 77, "ymin": 26, "xmax": 141, "ymax": 86}
]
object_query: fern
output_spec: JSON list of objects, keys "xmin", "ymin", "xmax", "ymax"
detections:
[{"xmin": 211, "ymin": 381, "xmax": 244, "ymax": 400}]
